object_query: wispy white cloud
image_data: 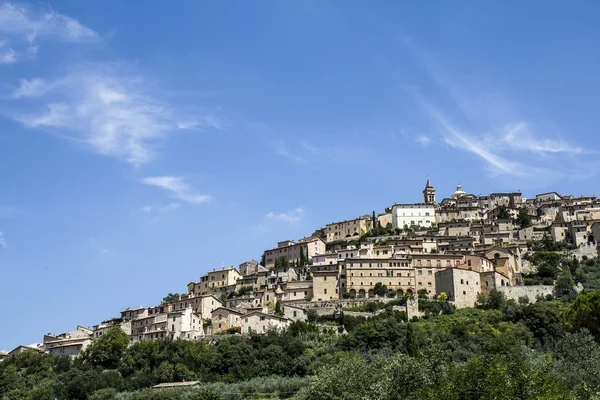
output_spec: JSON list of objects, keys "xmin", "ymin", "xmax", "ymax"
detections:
[
  {"xmin": 416, "ymin": 136, "xmax": 431, "ymax": 145},
  {"xmin": 266, "ymin": 207, "xmax": 304, "ymax": 224},
  {"xmin": 0, "ymin": 40, "xmax": 16, "ymax": 64},
  {"xmin": 0, "ymin": 2, "xmax": 98, "ymax": 61},
  {"xmin": 100, "ymin": 248, "xmax": 115, "ymax": 256},
  {"xmin": 0, "ymin": 230, "xmax": 7, "ymax": 249},
  {"xmin": 139, "ymin": 202, "xmax": 180, "ymax": 213},
  {"xmin": 271, "ymin": 140, "xmax": 306, "ymax": 164},
  {"xmin": 501, "ymin": 122, "xmax": 584, "ymax": 154},
  {"xmin": 142, "ymin": 176, "xmax": 211, "ymax": 204},
  {"xmin": 11, "ymin": 77, "xmax": 52, "ymax": 98},
  {"xmin": 424, "ymin": 104, "xmax": 525, "ymax": 176},
  {"xmin": 405, "ymin": 41, "xmax": 589, "ymax": 179},
  {"xmin": 8, "ymin": 64, "xmax": 222, "ymax": 165},
  {"xmin": 300, "ymin": 141, "xmax": 319, "ymax": 154}
]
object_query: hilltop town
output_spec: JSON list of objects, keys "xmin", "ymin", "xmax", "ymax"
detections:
[{"xmin": 2, "ymin": 179, "xmax": 599, "ymax": 360}]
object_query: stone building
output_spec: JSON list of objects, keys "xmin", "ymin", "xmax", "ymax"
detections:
[
  {"xmin": 263, "ymin": 237, "xmax": 326, "ymax": 269},
  {"xmin": 325, "ymin": 215, "xmax": 373, "ymax": 243},
  {"xmin": 312, "ymin": 264, "xmax": 341, "ymax": 301},
  {"xmin": 423, "ymin": 178, "xmax": 436, "ymax": 204},
  {"xmin": 188, "ymin": 267, "xmax": 242, "ymax": 296},
  {"xmin": 435, "ymin": 268, "xmax": 482, "ymax": 308},
  {"xmin": 240, "ymin": 311, "xmax": 291, "ymax": 334},
  {"xmin": 43, "ymin": 326, "xmax": 93, "ymax": 358},
  {"xmin": 211, "ymin": 307, "xmax": 243, "ymax": 334}
]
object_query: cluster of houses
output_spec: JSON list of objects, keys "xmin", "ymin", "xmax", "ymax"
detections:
[{"xmin": 3, "ymin": 180, "xmax": 600, "ymax": 361}]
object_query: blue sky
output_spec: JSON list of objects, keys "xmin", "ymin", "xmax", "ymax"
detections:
[{"xmin": 1, "ymin": 1, "xmax": 599, "ymax": 349}]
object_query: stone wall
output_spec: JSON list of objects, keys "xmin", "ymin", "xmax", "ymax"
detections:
[
  {"xmin": 498, "ymin": 285, "xmax": 554, "ymax": 303},
  {"xmin": 289, "ymin": 297, "xmax": 398, "ymax": 315},
  {"xmin": 568, "ymin": 243, "xmax": 598, "ymax": 261}
]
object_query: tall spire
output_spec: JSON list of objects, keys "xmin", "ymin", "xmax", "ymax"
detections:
[{"xmin": 423, "ymin": 177, "xmax": 436, "ymax": 204}]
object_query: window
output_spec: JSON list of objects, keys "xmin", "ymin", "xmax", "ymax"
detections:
[
  {"xmin": 324, "ymin": 276, "xmax": 327, "ymax": 281},
  {"xmin": 293, "ymin": 311, "xmax": 297, "ymax": 317},
  {"xmin": 418, "ymin": 270, "xmax": 423, "ymax": 275},
  {"xmin": 461, "ymin": 279, "xmax": 464, "ymax": 284},
  {"xmin": 260, "ymin": 316, "xmax": 266, "ymax": 321},
  {"xmin": 428, "ymin": 270, "xmax": 432, "ymax": 276},
  {"xmin": 324, "ymin": 289, "xmax": 327, "ymax": 294}
]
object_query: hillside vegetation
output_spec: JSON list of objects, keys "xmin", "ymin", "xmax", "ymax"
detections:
[{"xmin": 3, "ymin": 259, "xmax": 600, "ymax": 399}]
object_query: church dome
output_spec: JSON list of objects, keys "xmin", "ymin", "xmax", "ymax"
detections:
[{"xmin": 452, "ymin": 184, "xmax": 467, "ymax": 199}]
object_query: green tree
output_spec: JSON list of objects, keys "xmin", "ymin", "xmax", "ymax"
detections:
[
  {"xmin": 311, "ymin": 229, "xmax": 325, "ymax": 239},
  {"xmin": 556, "ymin": 268, "xmax": 575, "ymax": 296},
  {"xmin": 515, "ymin": 207, "xmax": 532, "ymax": 228},
  {"xmin": 295, "ymin": 353, "xmax": 379, "ymax": 400},
  {"xmin": 275, "ymin": 301, "xmax": 283, "ymax": 317},
  {"xmin": 162, "ymin": 293, "xmax": 183, "ymax": 303},
  {"xmin": 307, "ymin": 309, "xmax": 318, "ymax": 323},
  {"xmin": 80, "ymin": 327, "xmax": 130, "ymax": 369},
  {"xmin": 274, "ymin": 256, "xmax": 289, "ymax": 269},
  {"xmin": 372, "ymin": 210, "xmax": 377, "ymax": 231},
  {"xmin": 497, "ymin": 205, "xmax": 511, "ymax": 220},
  {"xmin": 298, "ymin": 246, "xmax": 306, "ymax": 267},
  {"xmin": 373, "ymin": 282, "xmax": 387, "ymax": 297},
  {"xmin": 88, "ymin": 388, "xmax": 118, "ymax": 400},
  {"xmin": 437, "ymin": 292, "xmax": 448, "ymax": 301},
  {"xmin": 406, "ymin": 323, "xmax": 419, "ymax": 356},
  {"xmin": 564, "ymin": 291, "xmax": 600, "ymax": 338},
  {"xmin": 554, "ymin": 330, "xmax": 600, "ymax": 398}
]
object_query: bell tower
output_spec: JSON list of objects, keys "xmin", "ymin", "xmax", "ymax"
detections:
[{"xmin": 423, "ymin": 178, "xmax": 436, "ymax": 204}]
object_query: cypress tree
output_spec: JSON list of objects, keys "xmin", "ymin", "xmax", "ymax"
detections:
[
  {"xmin": 406, "ymin": 323, "xmax": 419, "ymax": 357},
  {"xmin": 372, "ymin": 211, "xmax": 377, "ymax": 231}
]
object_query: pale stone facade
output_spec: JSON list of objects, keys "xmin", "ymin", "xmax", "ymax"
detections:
[
  {"xmin": 435, "ymin": 268, "xmax": 481, "ymax": 308},
  {"xmin": 211, "ymin": 307, "xmax": 243, "ymax": 334},
  {"xmin": 43, "ymin": 326, "xmax": 93, "ymax": 358},
  {"xmin": 377, "ymin": 212, "xmax": 393, "ymax": 228},
  {"xmin": 264, "ymin": 237, "xmax": 326, "ymax": 269},
  {"xmin": 312, "ymin": 265, "xmax": 340, "ymax": 301},
  {"xmin": 325, "ymin": 216, "xmax": 373, "ymax": 243},
  {"xmin": 93, "ymin": 319, "xmax": 131, "ymax": 339},
  {"xmin": 189, "ymin": 267, "xmax": 242, "ymax": 296},
  {"xmin": 343, "ymin": 258, "xmax": 416, "ymax": 298},
  {"xmin": 282, "ymin": 305, "xmax": 308, "ymax": 322},
  {"xmin": 281, "ymin": 280, "xmax": 313, "ymax": 301},
  {"xmin": 240, "ymin": 312, "xmax": 291, "ymax": 334}
]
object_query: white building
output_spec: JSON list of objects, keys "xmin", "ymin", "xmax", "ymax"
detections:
[
  {"xmin": 391, "ymin": 203, "xmax": 436, "ymax": 229},
  {"xmin": 168, "ymin": 307, "xmax": 204, "ymax": 340}
]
